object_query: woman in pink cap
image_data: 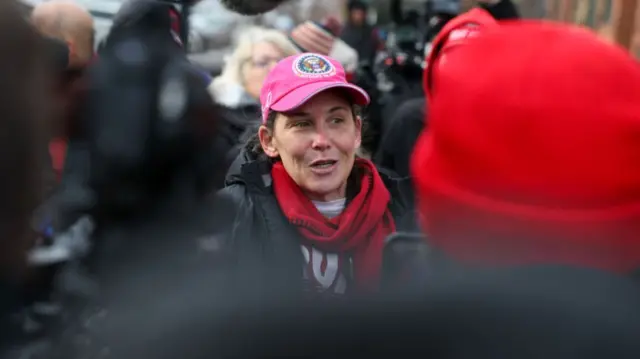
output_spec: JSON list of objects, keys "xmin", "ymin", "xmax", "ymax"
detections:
[{"xmin": 218, "ymin": 53, "xmax": 415, "ymax": 295}]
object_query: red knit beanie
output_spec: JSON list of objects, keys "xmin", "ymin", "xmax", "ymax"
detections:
[
  {"xmin": 411, "ymin": 21, "xmax": 640, "ymax": 273},
  {"xmin": 424, "ymin": 8, "xmax": 498, "ymax": 100}
]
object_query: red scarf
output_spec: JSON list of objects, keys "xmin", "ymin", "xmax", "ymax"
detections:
[{"xmin": 271, "ymin": 158, "xmax": 396, "ymax": 290}]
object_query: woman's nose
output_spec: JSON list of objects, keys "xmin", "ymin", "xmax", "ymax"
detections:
[{"xmin": 311, "ymin": 129, "xmax": 331, "ymax": 150}]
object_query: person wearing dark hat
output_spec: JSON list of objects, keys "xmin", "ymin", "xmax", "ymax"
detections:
[{"xmin": 340, "ymin": 1, "xmax": 381, "ymax": 66}]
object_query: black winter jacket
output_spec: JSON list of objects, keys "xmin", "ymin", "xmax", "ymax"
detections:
[
  {"xmin": 215, "ymin": 104, "xmax": 260, "ymax": 183},
  {"xmin": 375, "ymin": 97, "xmax": 426, "ymax": 178},
  {"xmin": 215, "ymin": 148, "xmax": 417, "ymax": 294}
]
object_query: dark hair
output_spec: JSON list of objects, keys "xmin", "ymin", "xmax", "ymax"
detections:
[
  {"xmin": 244, "ymin": 101, "xmax": 363, "ymax": 162},
  {"xmin": 348, "ymin": 0, "xmax": 368, "ymax": 11}
]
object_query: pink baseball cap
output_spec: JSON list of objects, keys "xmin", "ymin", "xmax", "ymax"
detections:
[{"xmin": 260, "ymin": 53, "xmax": 370, "ymax": 123}]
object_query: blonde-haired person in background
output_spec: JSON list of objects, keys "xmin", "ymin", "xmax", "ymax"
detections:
[{"xmin": 209, "ymin": 26, "xmax": 299, "ymax": 188}]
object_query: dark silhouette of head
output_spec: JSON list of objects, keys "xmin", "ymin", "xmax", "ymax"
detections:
[{"xmin": 219, "ymin": 0, "xmax": 287, "ymax": 15}]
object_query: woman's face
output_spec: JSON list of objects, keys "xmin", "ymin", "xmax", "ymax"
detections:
[
  {"xmin": 242, "ymin": 41, "xmax": 285, "ymax": 99},
  {"xmin": 259, "ymin": 90, "xmax": 362, "ymax": 202}
]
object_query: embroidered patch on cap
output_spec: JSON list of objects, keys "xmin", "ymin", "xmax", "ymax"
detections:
[
  {"xmin": 292, "ymin": 54, "xmax": 336, "ymax": 78},
  {"xmin": 445, "ymin": 24, "xmax": 481, "ymax": 47}
]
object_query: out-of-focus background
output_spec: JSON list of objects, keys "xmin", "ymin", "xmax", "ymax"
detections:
[
  {"xmin": 467, "ymin": 0, "xmax": 640, "ymax": 58},
  {"xmin": 16, "ymin": 0, "xmax": 640, "ymax": 72},
  {"xmin": 543, "ymin": 0, "xmax": 640, "ymax": 58}
]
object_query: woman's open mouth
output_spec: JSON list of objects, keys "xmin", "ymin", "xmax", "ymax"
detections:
[{"xmin": 309, "ymin": 159, "xmax": 337, "ymax": 175}]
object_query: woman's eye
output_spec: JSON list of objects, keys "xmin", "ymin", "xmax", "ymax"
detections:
[
  {"xmin": 253, "ymin": 60, "xmax": 268, "ymax": 68},
  {"xmin": 252, "ymin": 57, "xmax": 279, "ymax": 69},
  {"xmin": 293, "ymin": 121, "xmax": 311, "ymax": 128}
]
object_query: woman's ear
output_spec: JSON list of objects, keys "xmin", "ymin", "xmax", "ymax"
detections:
[
  {"xmin": 258, "ymin": 125, "xmax": 279, "ymax": 157},
  {"xmin": 354, "ymin": 115, "xmax": 362, "ymax": 149}
]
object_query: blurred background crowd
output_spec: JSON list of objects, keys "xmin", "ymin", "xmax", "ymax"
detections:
[
  {"xmin": 16, "ymin": 0, "xmax": 640, "ymax": 73},
  {"xmin": 1, "ymin": 0, "xmax": 640, "ymax": 357}
]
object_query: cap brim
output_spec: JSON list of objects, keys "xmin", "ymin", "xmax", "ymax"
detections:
[{"xmin": 270, "ymin": 81, "xmax": 370, "ymax": 113}]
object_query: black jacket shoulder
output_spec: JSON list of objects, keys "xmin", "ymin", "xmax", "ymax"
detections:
[{"xmin": 375, "ymin": 97, "xmax": 426, "ymax": 178}]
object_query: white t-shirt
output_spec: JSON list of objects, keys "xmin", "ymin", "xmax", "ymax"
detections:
[
  {"xmin": 312, "ymin": 198, "xmax": 346, "ymax": 220},
  {"xmin": 300, "ymin": 198, "xmax": 351, "ymax": 294}
]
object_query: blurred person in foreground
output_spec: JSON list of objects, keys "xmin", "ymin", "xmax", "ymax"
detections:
[
  {"xmin": 413, "ymin": 20, "xmax": 640, "ymax": 280},
  {"xmin": 31, "ymin": 0, "xmax": 94, "ymax": 183},
  {"xmin": 52, "ymin": 0, "xmax": 213, "ymax": 229},
  {"xmin": 218, "ymin": 53, "xmax": 416, "ymax": 296},
  {"xmin": 37, "ymin": 5, "xmax": 231, "ymax": 358},
  {"xmin": 209, "ymin": 27, "xmax": 298, "ymax": 180},
  {"xmin": 0, "ymin": 0, "xmax": 50, "ymax": 351}
]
